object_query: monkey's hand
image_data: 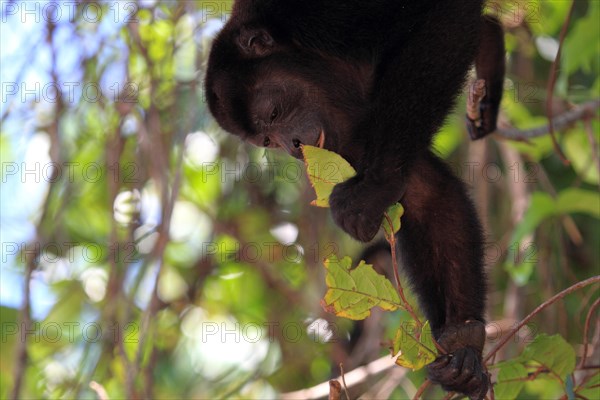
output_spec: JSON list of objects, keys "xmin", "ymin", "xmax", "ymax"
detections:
[
  {"xmin": 427, "ymin": 321, "xmax": 489, "ymax": 400},
  {"xmin": 329, "ymin": 174, "xmax": 399, "ymax": 242}
]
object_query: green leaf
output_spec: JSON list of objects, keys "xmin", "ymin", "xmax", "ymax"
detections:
[
  {"xmin": 43, "ymin": 281, "xmax": 86, "ymax": 336},
  {"xmin": 322, "ymin": 255, "xmax": 402, "ymax": 320},
  {"xmin": 512, "ymin": 189, "xmax": 600, "ymax": 245},
  {"xmin": 504, "ymin": 261, "xmax": 536, "ymax": 286},
  {"xmin": 301, "ymin": 145, "xmax": 357, "ymax": 207},
  {"xmin": 507, "ymin": 188, "xmax": 599, "ymax": 285},
  {"xmin": 563, "ymin": 2, "xmax": 600, "ymax": 75},
  {"xmin": 564, "ymin": 129, "xmax": 600, "ymax": 185},
  {"xmin": 556, "ymin": 188, "xmax": 600, "ymax": 218},
  {"xmin": 383, "ymin": 203, "xmax": 405, "ymax": 238},
  {"xmin": 519, "ymin": 334, "xmax": 576, "ymax": 380},
  {"xmin": 495, "ymin": 360, "xmax": 528, "ymax": 399},
  {"xmin": 492, "ymin": 335, "xmax": 577, "ymax": 396},
  {"xmin": 392, "ymin": 322, "xmax": 436, "ymax": 371},
  {"xmin": 183, "ymin": 162, "xmax": 222, "ymax": 207},
  {"xmin": 510, "ymin": 192, "xmax": 555, "ymax": 245}
]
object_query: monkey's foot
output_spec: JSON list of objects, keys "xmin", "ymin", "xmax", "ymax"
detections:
[
  {"xmin": 466, "ymin": 79, "xmax": 493, "ymax": 140},
  {"xmin": 427, "ymin": 321, "xmax": 489, "ymax": 400}
]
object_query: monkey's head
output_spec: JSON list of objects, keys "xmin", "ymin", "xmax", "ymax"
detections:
[{"xmin": 205, "ymin": 24, "xmax": 370, "ymax": 162}]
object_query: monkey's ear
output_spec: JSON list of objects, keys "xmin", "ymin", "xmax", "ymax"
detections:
[{"xmin": 238, "ymin": 27, "xmax": 274, "ymax": 56}]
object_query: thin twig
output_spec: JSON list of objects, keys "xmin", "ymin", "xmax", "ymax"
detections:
[
  {"xmin": 104, "ymin": 122, "xmax": 135, "ymax": 396},
  {"xmin": 135, "ymin": 119, "xmax": 186, "ymax": 396},
  {"xmin": 489, "ymin": 372, "xmax": 495, "ymax": 400},
  {"xmin": 484, "ymin": 276, "xmax": 600, "ymax": 363},
  {"xmin": 339, "ymin": 363, "xmax": 350, "ymax": 400},
  {"xmin": 10, "ymin": 254, "xmax": 34, "ymax": 400},
  {"xmin": 126, "ymin": 12, "xmax": 186, "ymax": 397},
  {"xmin": 11, "ymin": 20, "xmax": 63, "ymax": 398},
  {"xmin": 578, "ymin": 365, "xmax": 600, "ymax": 370},
  {"xmin": 412, "ymin": 379, "xmax": 432, "ymax": 400},
  {"xmin": 578, "ymin": 297, "xmax": 600, "ymax": 370}
]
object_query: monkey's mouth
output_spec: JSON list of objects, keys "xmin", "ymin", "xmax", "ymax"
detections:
[
  {"xmin": 295, "ymin": 130, "xmax": 325, "ymax": 158},
  {"xmin": 316, "ymin": 130, "xmax": 326, "ymax": 149}
]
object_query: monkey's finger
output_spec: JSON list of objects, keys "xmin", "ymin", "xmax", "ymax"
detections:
[
  {"xmin": 451, "ymin": 350, "xmax": 476, "ymax": 386},
  {"xmin": 427, "ymin": 355, "xmax": 451, "ymax": 375}
]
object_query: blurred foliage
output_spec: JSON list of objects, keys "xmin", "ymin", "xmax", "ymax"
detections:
[{"xmin": 0, "ymin": 1, "xmax": 598, "ymax": 399}]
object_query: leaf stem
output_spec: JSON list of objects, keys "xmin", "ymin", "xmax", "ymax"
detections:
[
  {"xmin": 412, "ymin": 379, "xmax": 432, "ymax": 400},
  {"xmin": 384, "ymin": 213, "xmax": 422, "ymax": 327}
]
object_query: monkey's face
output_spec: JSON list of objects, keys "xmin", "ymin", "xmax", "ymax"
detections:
[
  {"xmin": 244, "ymin": 72, "xmax": 332, "ymax": 158},
  {"xmin": 207, "ymin": 63, "xmax": 345, "ymax": 159},
  {"xmin": 205, "ymin": 28, "xmax": 370, "ymax": 164}
]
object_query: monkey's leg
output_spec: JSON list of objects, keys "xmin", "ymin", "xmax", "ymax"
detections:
[{"xmin": 398, "ymin": 150, "xmax": 488, "ymax": 399}]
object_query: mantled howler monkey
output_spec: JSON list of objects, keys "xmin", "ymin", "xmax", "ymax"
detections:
[{"xmin": 205, "ymin": 1, "xmax": 505, "ymax": 399}]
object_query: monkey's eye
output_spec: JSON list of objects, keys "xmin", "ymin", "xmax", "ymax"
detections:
[
  {"xmin": 263, "ymin": 137, "xmax": 271, "ymax": 147},
  {"xmin": 292, "ymin": 139, "xmax": 301, "ymax": 148},
  {"xmin": 269, "ymin": 108, "xmax": 278, "ymax": 122}
]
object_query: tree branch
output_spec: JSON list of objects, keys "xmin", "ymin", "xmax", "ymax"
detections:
[
  {"xmin": 495, "ymin": 100, "xmax": 599, "ymax": 140},
  {"xmin": 281, "ymin": 355, "xmax": 402, "ymax": 400}
]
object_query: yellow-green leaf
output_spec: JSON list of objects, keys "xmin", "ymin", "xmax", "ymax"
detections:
[
  {"xmin": 302, "ymin": 145, "xmax": 356, "ymax": 207},
  {"xmin": 322, "ymin": 255, "xmax": 403, "ymax": 320},
  {"xmin": 393, "ymin": 322, "xmax": 436, "ymax": 371}
]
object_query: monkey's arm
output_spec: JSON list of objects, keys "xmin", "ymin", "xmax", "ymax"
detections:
[{"xmin": 329, "ymin": 2, "xmax": 483, "ymax": 242}]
